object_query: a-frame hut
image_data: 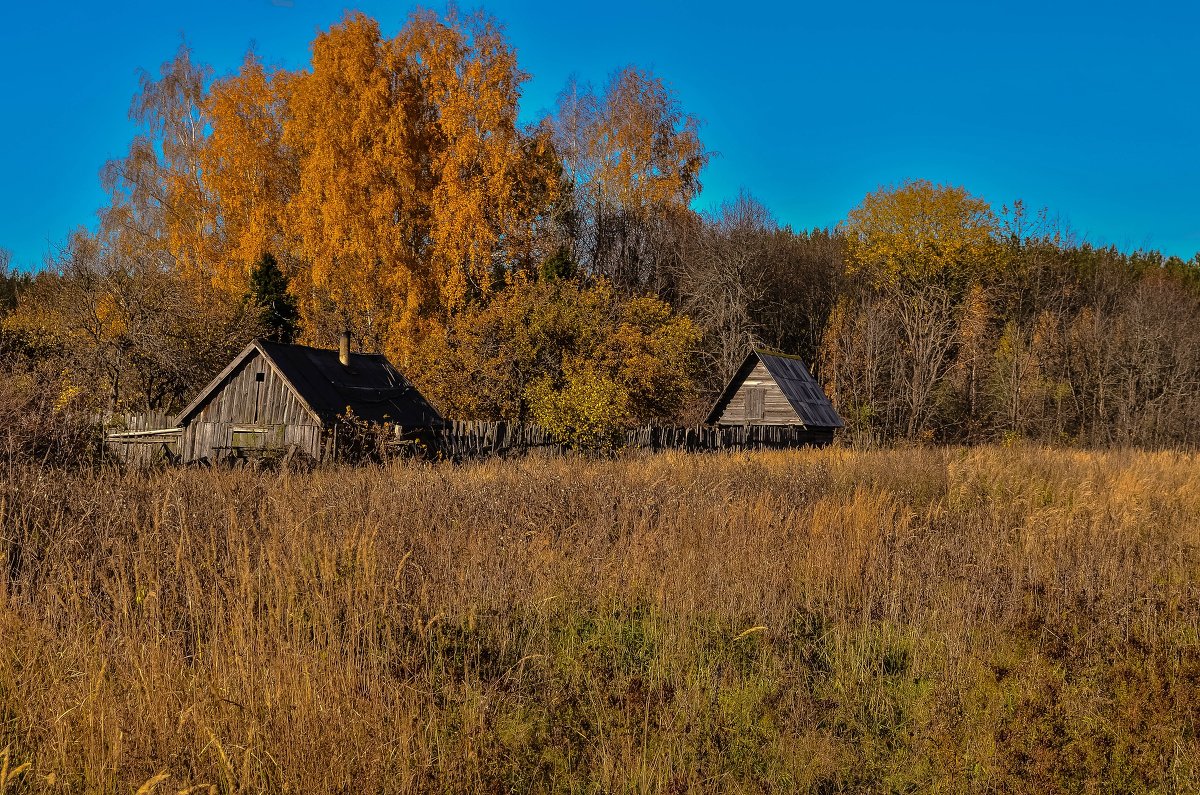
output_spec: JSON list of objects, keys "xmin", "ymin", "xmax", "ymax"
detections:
[
  {"xmin": 173, "ymin": 336, "xmax": 443, "ymax": 462},
  {"xmin": 704, "ymin": 350, "xmax": 843, "ymax": 444}
]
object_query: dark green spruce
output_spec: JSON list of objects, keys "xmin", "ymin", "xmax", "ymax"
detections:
[{"xmin": 244, "ymin": 253, "xmax": 301, "ymax": 344}]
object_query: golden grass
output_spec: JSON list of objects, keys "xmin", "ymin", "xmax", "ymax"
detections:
[{"xmin": 1, "ymin": 445, "xmax": 1199, "ymax": 792}]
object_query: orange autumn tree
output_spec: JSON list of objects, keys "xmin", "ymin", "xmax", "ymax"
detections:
[
  {"xmin": 552, "ymin": 66, "xmax": 709, "ymax": 287},
  {"xmin": 403, "ymin": 9, "xmax": 559, "ymax": 305},
  {"xmin": 39, "ymin": 11, "xmax": 709, "ymax": 425},
  {"xmin": 200, "ymin": 53, "xmax": 297, "ymax": 296},
  {"xmin": 590, "ymin": 67, "xmax": 707, "ymax": 210},
  {"xmin": 281, "ymin": 13, "xmax": 427, "ymax": 352},
  {"xmin": 273, "ymin": 10, "xmax": 558, "ymax": 360}
]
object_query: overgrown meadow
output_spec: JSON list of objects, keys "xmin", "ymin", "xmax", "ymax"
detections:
[{"xmin": 2, "ymin": 445, "xmax": 1198, "ymax": 793}]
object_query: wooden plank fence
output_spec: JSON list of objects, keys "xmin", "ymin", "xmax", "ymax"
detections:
[
  {"xmin": 103, "ymin": 412, "xmax": 835, "ymax": 466},
  {"xmin": 423, "ymin": 420, "xmax": 834, "ymax": 460},
  {"xmin": 427, "ymin": 420, "xmax": 560, "ymax": 458},
  {"xmin": 101, "ymin": 410, "xmax": 182, "ymax": 466},
  {"xmin": 624, "ymin": 423, "xmax": 835, "ymax": 452}
]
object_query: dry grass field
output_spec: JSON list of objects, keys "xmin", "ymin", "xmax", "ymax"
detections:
[{"xmin": 1, "ymin": 445, "xmax": 1199, "ymax": 793}]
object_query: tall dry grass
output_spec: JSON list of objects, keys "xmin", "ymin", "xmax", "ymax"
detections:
[{"xmin": 1, "ymin": 445, "xmax": 1199, "ymax": 793}]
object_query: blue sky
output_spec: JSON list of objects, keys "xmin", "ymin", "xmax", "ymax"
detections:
[{"xmin": 1, "ymin": 0, "xmax": 1197, "ymax": 270}]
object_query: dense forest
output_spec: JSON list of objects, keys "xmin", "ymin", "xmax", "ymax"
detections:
[{"xmin": 3, "ymin": 8, "xmax": 1200, "ymax": 451}]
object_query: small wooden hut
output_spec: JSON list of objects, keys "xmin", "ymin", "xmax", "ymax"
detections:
[
  {"xmin": 704, "ymin": 350, "xmax": 843, "ymax": 445},
  {"xmin": 172, "ymin": 336, "xmax": 443, "ymax": 463}
]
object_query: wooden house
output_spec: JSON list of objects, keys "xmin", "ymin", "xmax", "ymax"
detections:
[
  {"xmin": 704, "ymin": 350, "xmax": 843, "ymax": 444},
  {"xmin": 172, "ymin": 335, "xmax": 443, "ymax": 463}
]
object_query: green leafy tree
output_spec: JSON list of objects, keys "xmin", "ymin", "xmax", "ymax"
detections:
[{"xmin": 245, "ymin": 253, "xmax": 300, "ymax": 343}]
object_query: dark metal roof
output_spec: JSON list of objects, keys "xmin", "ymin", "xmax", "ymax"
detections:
[
  {"xmin": 258, "ymin": 340, "xmax": 444, "ymax": 426},
  {"xmin": 704, "ymin": 350, "xmax": 845, "ymax": 428},
  {"xmin": 756, "ymin": 351, "xmax": 845, "ymax": 428},
  {"xmin": 175, "ymin": 339, "xmax": 445, "ymax": 428}
]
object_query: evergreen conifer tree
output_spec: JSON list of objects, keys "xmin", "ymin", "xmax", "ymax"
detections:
[{"xmin": 245, "ymin": 253, "xmax": 300, "ymax": 343}]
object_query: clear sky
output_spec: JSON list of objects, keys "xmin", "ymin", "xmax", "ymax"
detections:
[{"xmin": 1, "ymin": 0, "xmax": 1197, "ymax": 270}]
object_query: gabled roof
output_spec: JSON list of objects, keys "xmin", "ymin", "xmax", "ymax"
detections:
[
  {"xmin": 174, "ymin": 339, "xmax": 445, "ymax": 428},
  {"xmin": 704, "ymin": 350, "xmax": 845, "ymax": 428}
]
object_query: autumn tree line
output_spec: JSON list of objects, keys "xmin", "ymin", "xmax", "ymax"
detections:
[{"xmin": 2, "ymin": 9, "xmax": 1200, "ymax": 451}]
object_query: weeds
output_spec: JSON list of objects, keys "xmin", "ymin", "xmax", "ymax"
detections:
[{"xmin": 0, "ymin": 445, "xmax": 1198, "ymax": 792}]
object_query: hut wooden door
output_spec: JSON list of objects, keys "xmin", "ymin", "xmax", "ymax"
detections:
[
  {"xmin": 747, "ymin": 387, "xmax": 765, "ymax": 422},
  {"xmin": 252, "ymin": 370, "xmax": 265, "ymax": 423}
]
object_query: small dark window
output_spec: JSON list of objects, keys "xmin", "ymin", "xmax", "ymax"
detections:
[{"xmin": 255, "ymin": 371, "xmax": 265, "ymax": 382}]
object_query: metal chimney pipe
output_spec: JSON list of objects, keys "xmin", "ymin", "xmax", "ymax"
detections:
[{"xmin": 339, "ymin": 330, "xmax": 351, "ymax": 367}]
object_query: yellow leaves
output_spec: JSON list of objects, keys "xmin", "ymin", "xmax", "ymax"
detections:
[
  {"xmin": 104, "ymin": 9, "xmax": 692, "ymax": 377},
  {"xmin": 951, "ymin": 281, "xmax": 994, "ymax": 371},
  {"xmin": 280, "ymin": 12, "xmax": 427, "ymax": 346},
  {"xmin": 260, "ymin": 9, "xmax": 557, "ymax": 357},
  {"xmin": 842, "ymin": 179, "xmax": 998, "ymax": 291},
  {"xmin": 411, "ymin": 8, "xmax": 552, "ymax": 304},
  {"xmin": 566, "ymin": 66, "xmax": 709, "ymax": 214},
  {"xmin": 99, "ymin": 10, "xmax": 560, "ymax": 365},
  {"xmin": 528, "ymin": 363, "xmax": 630, "ymax": 449},
  {"xmin": 112, "ymin": 46, "xmax": 223, "ymax": 296},
  {"xmin": 410, "ymin": 276, "xmax": 697, "ymax": 443},
  {"xmin": 94, "ymin": 293, "xmax": 128, "ymax": 341},
  {"xmin": 201, "ymin": 54, "xmax": 295, "ymax": 294}
]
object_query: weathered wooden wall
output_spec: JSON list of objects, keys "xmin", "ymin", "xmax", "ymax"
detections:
[
  {"xmin": 181, "ymin": 349, "xmax": 324, "ymax": 462},
  {"xmin": 180, "ymin": 422, "xmax": 325, "ymax": 463},
  {"xmin": 716, "ymin": 362, "xmax": 804, "ymax": 425}
]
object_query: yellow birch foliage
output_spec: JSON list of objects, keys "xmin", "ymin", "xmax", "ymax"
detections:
[
  {"xmin": 98, "ymin": 45, "xmax": 220, "ymax": 289},
  {"xmin": 842, "ymin": 179, "xmax": 998, "ymax": 289},
  {"xmin": 590, "ymin": 67, "xmax": 708, "ymax": 210},
  {"xmin": 283, "ymin": 13, "xmax": 425, "ymax": 350},
  {"xmin": 403, "ymin": 9, "xmax": 558, "ymax": 306},
  {"xmin": 134, "ymin": 48, "xmax": 223, "ymax": 289},
  {"xmin": 201, "ymin": 54, "xmax": 297, "ymax": 295}
]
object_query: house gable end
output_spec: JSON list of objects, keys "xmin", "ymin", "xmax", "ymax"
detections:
[
  {"xmin": 703, "ymin": 353, "xmax": 761, "ymax": 424},
  {"xmin": 705, "ymin": 350, "xmax": 844, "ymax": 428},
  {"xmin": 174, "ymin": 341, "xmax": 322, "ymax": 428},
  {"xmin": 714, "ymin": 361, "xmax": 805, "ymax": 426}
]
